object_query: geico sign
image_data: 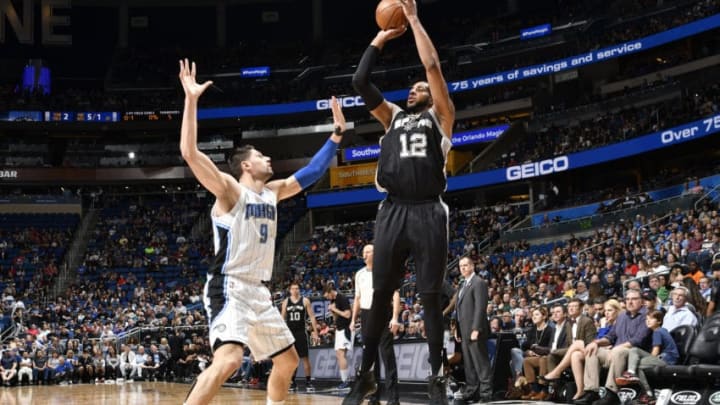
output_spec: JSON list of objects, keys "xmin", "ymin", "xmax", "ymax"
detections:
[
  {"xmin": 506, "ymin": 156, "xmax": 569, "ymax": 181},
  {"xmin": 316, "ymin": 96, "xmax": 365, "ymax": 110}
]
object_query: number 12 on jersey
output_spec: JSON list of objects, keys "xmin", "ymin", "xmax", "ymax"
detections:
[{"xmin": 399, "ymin": 133, "xmax": 427, "ymax": 158}]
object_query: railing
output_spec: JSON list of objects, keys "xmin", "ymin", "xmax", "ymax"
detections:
[
  {"xmin": 576, "ymin": 236, "xmax": 617, "ymax": 260},
  {"xmin": 694, "ymin": 183, "xmax": 720, "ymax": 210},
  {"xmin": 622, "ymin": 270, "xmax": 670, "ymax": 295},
  {"xmin": 511, "ymin": 261, "xmax": 556, "ymax": 288},
  {"xmin": 502, "ymin": 194, "xmax": 695, "ymax": 243},
  {"xmin": 107, "ymin": 325, "xmax": 209, "ymax": 352},
  {"xmin": 634, "ymin": 212, "xmax": 672, "ymax": 241}
]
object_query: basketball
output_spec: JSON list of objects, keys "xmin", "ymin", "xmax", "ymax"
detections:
[{"xmin": 376, "ymin": 0, "xmax": 407, "ymax": 30}]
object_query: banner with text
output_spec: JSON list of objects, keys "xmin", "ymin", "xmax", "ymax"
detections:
[
  {"xmin": 197, "ymin": 14, "xmax": 720, "ymax": 119},
  {"xmin": 343, "ymin": 124, "xmax": 509, "ymax": 162},
  {"xmin": 521, "ymin": 23, "xmax": 552, "ymax": 40},
  {"xmin": 296, "ymin": 342, "xmax": 431, "ymax": 382},
  {"xmin": 241, "ymin": 66, "xmax": 270, "ymax": 78},
  {"xmin": 330, "ymin": 162, "xmax": 378, "ymax": 188},
  {"xmin": 308, "ymin": 113, "xmax": 720, "ymax": 208},
  {"xmin": 3, "ymin": 16, "xmax": 717, "ymax": 122}
]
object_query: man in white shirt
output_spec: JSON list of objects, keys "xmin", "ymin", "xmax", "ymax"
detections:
[
  {"xmin": 350, "ymin": 244, "xmax": 400, "ymax": 405},
  {"xmin": 131, "ymin": 346, "xmax": 148, "ymax": 380},
  {"xmin": 549, "ymin": 304, "xmax": 568, "ymax": 352},
  {"xmin": 119, "ymin": 344, "xmax": 137, "ymax": 381},
  {"xmin": 662, "ymin": 286, "xmax": 698, "ymax": 332}
]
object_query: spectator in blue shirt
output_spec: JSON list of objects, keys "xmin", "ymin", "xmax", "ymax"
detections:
[
  {"xmin": 615, "ymin": 310, "xmax": 679, "ymax": 404},
  {"xmin": 574, "ymin": 288, "xmax": 652, "ymax": 405},
  {"xmin": 0, "ymin": 349, "xmax": 18, "ymax": 386}
]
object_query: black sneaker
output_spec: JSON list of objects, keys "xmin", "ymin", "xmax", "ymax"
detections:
[
  {"xmin": 341, "ymin": 371, "xmax": 377, "ymax": 405},
  {"xmin": 428, "ymin": 375, "xmax": 449, "ymax": 405},
  {"xmin": 288, "ymin": 381, "xmax": 297, "ymax": 392}
]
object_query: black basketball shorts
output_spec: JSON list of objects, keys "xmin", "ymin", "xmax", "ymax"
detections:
[{"xmin": 372, "ymin": 197, "xmax": 448, "ymax": 294}]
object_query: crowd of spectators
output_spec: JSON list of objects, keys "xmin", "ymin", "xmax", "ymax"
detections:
[
  {"xmin": 0, "ymin": 214, "xmax": 78, "ymax": 312},
  {"xmin": 489, "ymin": 83, "xmax": 720, "ymax": 169},
  {"xmin": 277, "ymin": 199, "xmax": 720, "ymax": 348},
  {"xmin": 0, "ymin": 191, "xmax": 309, "ymax": 388},
  {"xmin": 0, "ymin": 182, "xmax": 718, "ymax": 393}
]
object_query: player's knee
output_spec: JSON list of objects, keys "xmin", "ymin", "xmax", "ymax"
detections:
[
  {"xmin": 213, "ymin": 355, "xmax": 243, "ymax": 376},
  {"xmin": 274, "ymin": 352, "xmax": 299, "ymax": 375}
]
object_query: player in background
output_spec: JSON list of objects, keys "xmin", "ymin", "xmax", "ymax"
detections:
[{"xmin": 281, "ymin": 282, "xmax": 320, "ymax": 393}]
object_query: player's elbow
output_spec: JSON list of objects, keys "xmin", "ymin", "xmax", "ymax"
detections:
[
  {"xmin": 423, "ymin": 56, "xmax": 442, "ymax": 73},
  {"xmin": 351, "ymin": 73, "xmax": 366, "ymax": 94},
  {"xmin": 180, "ymin": 145, "xmax": 197, "ymax": 161}
]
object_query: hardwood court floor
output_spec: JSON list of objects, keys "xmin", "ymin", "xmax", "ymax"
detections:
[
  {"xmin": 0, "ymin": 381, "xmax": 348, "ymax": 405},
  {"xmin": 0, "ymin": 381, "xmax": 558, "ymax": 404},
  {"xmin": 0, "ymin": 381, "xmax": 428, "ymax": 405}
]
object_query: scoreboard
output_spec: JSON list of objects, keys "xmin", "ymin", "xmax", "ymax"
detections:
[
  {"xmin": 122, "ymin": 110, "xmax": 181, "ymax": 121},
  {"xmin": 44, "ymin": 111, "xmax": 120, "ymax": 122}
]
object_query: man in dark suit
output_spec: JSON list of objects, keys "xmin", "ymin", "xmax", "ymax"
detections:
[
  {"xmin": 546, "ymin": 298, "xmax": 597, "ymax": 372},
  {"xmin": 456, "ymin": 256, "xmax": 492, "ymax": 402}
]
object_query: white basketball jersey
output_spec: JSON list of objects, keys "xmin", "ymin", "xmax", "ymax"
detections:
[{"xmin": 209, "ymin": 185, "xmax": 277, "ymax": 281}]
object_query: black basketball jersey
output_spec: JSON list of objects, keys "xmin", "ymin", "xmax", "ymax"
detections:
[
  {"xmin": 376, "ymin": 105, "xmax": 452, "ymax": 199},
  {"xmin": 285, "ymin": 297, "xmax": 307, "ymax": 331}
]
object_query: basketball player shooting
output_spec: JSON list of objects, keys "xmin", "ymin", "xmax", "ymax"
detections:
[
  {"xmin": 178, "ymin": 59, "xmax": 346, "ymax": 405},
  {"xmin": 344, "ymin": 0, "xmax": 455, "ymax": 404}
]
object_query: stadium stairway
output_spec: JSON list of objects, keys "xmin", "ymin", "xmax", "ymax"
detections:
[
  {"xmin": 50, "ymin": 207, "xmax": 101, "ymax": 298},
  {"xmin": 273, "ymin": 212, "xmax": 312, "ymax": 281},
  {"xmin": 461, "ymin": 121, "xmax": 527, "ymax": 174}
]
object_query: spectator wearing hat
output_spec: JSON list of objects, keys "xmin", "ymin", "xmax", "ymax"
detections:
[{"xmin": 641, "ymin": 289, "xmax": 663, "ymax": 314}]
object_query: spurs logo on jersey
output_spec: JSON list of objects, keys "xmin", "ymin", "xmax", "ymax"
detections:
[
  {"xmin": 285, "ymin": 297, "xmax": 307, "ymax": 331},
  {"xmin": 209, "ymin": 186, "xmax": 277, "ymax": 281},
  {"xmin": 376, "ymin": 104, "xmax": 451, "ymax": 200}
]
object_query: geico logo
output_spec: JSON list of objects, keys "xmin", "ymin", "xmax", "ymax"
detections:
[
  {"xmin": 316, "ymin": 96, "xmax": 365, "ymax": 110},
  {"xmin": 506, "ymin": 156, "xmax": 569, "ymax": 181},
  {"xmin": 661, "ymin": 126, "xmax": 698, "ymax": 144}
]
